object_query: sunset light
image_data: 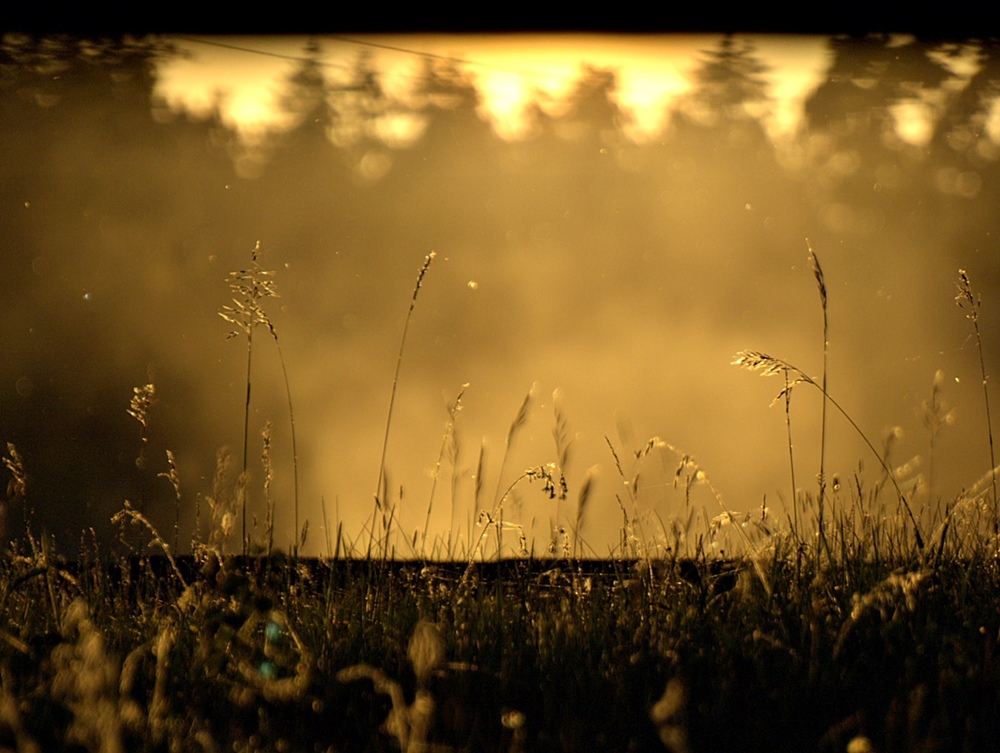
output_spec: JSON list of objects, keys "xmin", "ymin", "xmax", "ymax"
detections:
[
  {"xmin": 156, "ymin": 34, "xmax": 837, "ymax": 147},
  {"xmin": 7, "ymin": 30, "xmax": 1000, "ymax": 553},
  {"xmin": 6, "ymin": 29, "xmax": 1000, "ymax": 751}
]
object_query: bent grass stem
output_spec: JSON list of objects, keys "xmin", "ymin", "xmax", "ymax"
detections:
[
  {"xmin": 733, "ymin": 350, "xmax": 926, "ymax": 552},
  {"xmin": 373, "ymin": 251, "xmax": 436, "ymax": 558}
]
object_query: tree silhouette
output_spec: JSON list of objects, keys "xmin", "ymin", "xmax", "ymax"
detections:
[
  {"xmin": 664, "ymin": 35, "xmax": 781, "ymax": 200},
  {"xmin": 403, "ymin": 54, "xmax": 487, "ymax": 156},
  {"xmin": 806, "ymin": 34, "xmax": 951, "ymax": 137},
  {"xmin": 323, "ymin": 48, "xmax": 406, "ymax": 183},
  {"xmin": 385, "ymin": 53, "xmax": 496, "ymax": 190},
  {"xmin": 799, "ymin": 35, "xmax": 957, "ymax": 238},
  {"xmin": 932, "ymin": 40, "xmax": 1000, "ymax": 165},
  {"xmin": 276, "ymin": 38, "xmax": 337, "ymax": 153},
  {"xmin": 923, "ymin": 40, "xmax": 1000, "ymax": 274},
  {"xmin": 678, "ymin": 34, "xmax": 771, "ymax": 131}
]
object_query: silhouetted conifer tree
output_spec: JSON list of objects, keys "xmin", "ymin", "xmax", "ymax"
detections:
[
  {"xmin": 802, "ymin": 34, "xmax": 953, "ymax": 220},
  {"xmin": 682, "ymin": 35, "xmax": 770, "ymax": 124}
]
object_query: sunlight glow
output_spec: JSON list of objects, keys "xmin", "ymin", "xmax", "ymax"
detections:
[
  {"xmin": 155, "ymin": 36, "xmax": 303, "ymax": 137},
  {"xmin": 752, "ymin": 36, "xmax": 833, "ymax": 142},
  {"xmin": 156, "ymin": 34, "xmax": 822, "ymax": 147},
  {"xmin": 153, "ymin": 34, "xmax": 1000, "ymax": 160},
  {"xmin": 892, "ymin": 100, "xmax": 935, "ymax": 146}
]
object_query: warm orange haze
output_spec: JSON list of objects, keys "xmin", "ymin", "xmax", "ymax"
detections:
[
  {"xmin": 154, "ymin": 35, "xmax": 835, "ymax": 146},
  {"xmin": 2, "ymin": 32, "xmax": 999, "ymax": 557}
]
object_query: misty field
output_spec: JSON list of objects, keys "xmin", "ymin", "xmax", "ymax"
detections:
[{"xmin": 1, "ymin": 248, "xmax": 1000, "ymax": 753}]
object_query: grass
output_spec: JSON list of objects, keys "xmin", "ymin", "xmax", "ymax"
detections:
[
  {"xmin": 0, "ymin": 244, "xmax": 999, "ymax": 752},
  {"xmin": 808, "ymin": 241, "xmax": 831, "ymax": 561},
  {"xmin": 219, "ymin": 241, "xmax": 300, "ymax": 558},
  {"xmin": 955, "ymin": 269, "xmax": 998, "ymax": 534}
]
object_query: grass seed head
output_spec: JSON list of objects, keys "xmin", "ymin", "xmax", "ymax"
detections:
[{"xmin": 4, "ymin": 443, "xmax": 26, "ymax": 500}]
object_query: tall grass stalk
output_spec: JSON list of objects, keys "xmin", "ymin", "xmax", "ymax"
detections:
[
  {"xmin": 421, "ymin": 382, "xmax": 468, "ymax": 557},
  {"xmin": 955, "ymin": 268, "xmax": 998, "ymax": 534},
  {"xmin": 462, "ymin": 463, "xmax": 554, "ymax": 579},
  {"xmin": 660, "ymin": 440, "xmax": 772, "ymax": 598},
  {"xmin": 262, "ymin": 317, "xmax": 300, "ymax": 557},
  {"xmin": 220, "ymin": 242, "xmax": 299, "ymax": 556},
  {"xmin": 780, "ymin": 368, "xmax": 799, "ymax": 539},
  {"xmin": 734, "ymin": 350, "xmax": 925, "ymax": 552},
  {"xmin": 922, "ymin": 370, "xmax": 955, "ymax": 560},
  {"xmin": 550, "ymin": 389, "xmax": 571, "ymax": 549},
  {"xmin": 807, "ymin": 242, "xmax": 831, "ymax": 557},
  {"xmin": 126, "ymin": 381, "xmax": 155, "ymax": 514},
  {"xmin": 604, "ymin": 435, "xmax": 644, "ymax": 558},
  {"xmin": 373, "ymin": 251, "xmax": 436, "ymax": 557},
  {"xmin": 492, "ymin": 384, "xmax": 535, "ymax": 511},
  {"xmin": 110, "ymin": 501, "xmax": 188, "ymax": 588},
  {"xmin": 157, "ymin": 450, "xmax": 182, "ymax": 553},
  {"xmin": 460, "ymin": 386, "xmax": 537, "ymax": 567},
  {"xmin": 735, "ymin": 246, "xmax": 929, "ymax": 554},
  {"xmin": 261, "ymin": 421, "xmax": 275, "ymax": 554},
  {"xmin": 921, "ymin": 369, "xmax": 952, "ymax": 505},
  {"xmin": 575, "ymin": 465, "xmax": 596, "ymax": 559},
  {"xmin": 470, "ymin": 439, "xmax": 487, "ymax": 549},
  {"xmin": 220, "ymin": 242, "xmax": 277, "ymax": 556}
]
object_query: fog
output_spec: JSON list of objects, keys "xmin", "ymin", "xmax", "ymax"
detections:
[{"xmin": 2, "ymin": 33, "xmax": 999, "ymax": 558}]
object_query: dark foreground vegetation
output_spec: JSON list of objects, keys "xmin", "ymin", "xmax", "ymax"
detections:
[
  {"xmin": 0, "ymin": 542, "xmax": 998, "ymax": 753},
  {"xmin": 1, "ymin": 246, "xmax": 999, "ymax": 753}
]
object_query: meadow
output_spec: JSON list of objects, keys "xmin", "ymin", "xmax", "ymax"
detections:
[{"xmin": 0, "ymin": 245, "xmax": 998, "ymax": 753}]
